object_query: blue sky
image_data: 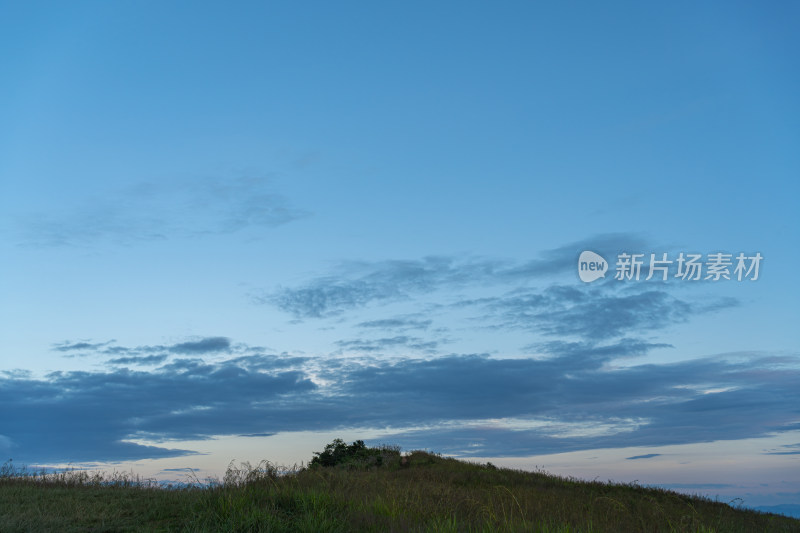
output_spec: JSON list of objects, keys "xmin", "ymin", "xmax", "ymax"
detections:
[{"xmin": 1, "ymin": 0, "xmax": 798, "ymax": 509}]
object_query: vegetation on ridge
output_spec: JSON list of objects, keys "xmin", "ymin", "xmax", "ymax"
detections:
[{"xmin": 0, "ymin": 440, "xmax": 798, "ymax": 532}]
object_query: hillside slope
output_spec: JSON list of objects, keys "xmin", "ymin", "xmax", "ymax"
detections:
[{"xmin": 1, "ymin": 449, "xmax": 798, "ymax": 532}]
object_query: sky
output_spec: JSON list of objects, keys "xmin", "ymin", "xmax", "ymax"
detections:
[{"xmin": 1, "ymin": 0, "xmax": 799, "ymax": 511}]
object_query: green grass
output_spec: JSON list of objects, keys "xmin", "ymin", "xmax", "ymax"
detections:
[{"xmin": 1, "ymin": 450, "xmax": 798, "ymax": 532}]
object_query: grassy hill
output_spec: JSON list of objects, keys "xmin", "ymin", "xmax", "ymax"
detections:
[{"xmin": 1, "ymin": 442, "xmax": 798, "ymax": 532}]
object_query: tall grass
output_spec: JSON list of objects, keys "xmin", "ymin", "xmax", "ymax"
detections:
[{"xmin": 1, "ymin": 450, "xmax": 798, "ymax": 532}]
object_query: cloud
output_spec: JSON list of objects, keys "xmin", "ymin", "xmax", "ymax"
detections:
[
  {"xmin": 169, "ymin": 337, "xmax": 231, "ymax": 354},
  {"xmin": 626, "ymin": 453, "xmax": 661, "ymax": 460},
  {"xmin": 4, "ymin": 336, "xmax": 798, "ymax": 463},
  {"xmin": 0, "ymin": 353, "xmax": 316, "ymax": 462},
  {"xmin": 529, "ymin": 338, "xmax": 673, "ymax": 364},
  {"xmin": 1, "ymin": 369, "xmax": 32, "ymax": 379},
  {"xmin": 258, "ymin": 233, "xmax": 737, "ymax": 347},
  {"xmin": 52, "ymin": 337, "xmax": 233, "ymax": 363},
  {"xmin": 335, "ymin": 336, "xmax": 440, "ymax": 354},
  {"xmin": 16, "ymin": 176, "xmax": 306, "ymax": 247},
  {"xmin": 225, "ymin": 354, "xmax": 310, "ymax": 370},
  {"xmin": 503, "ymin": 233, "xmax": 649, "ymax": 279},
  {"xmin": 260, "ymin": 233, "xmax": 647, "ymax": 319},
  {"xmin": 356, "ymin": 317, "xmax": 433, "ymax": 331},
  {"xmin": 326, "ymin": 352, "xmax": 800, "ymax": 456},
  {"xmin": 107, "ymin": 354, "xmax": 169, "ymax": 366},
  {"xmin": 763, "ymin": 443, "xmax": 800, "ymax": 455},
  {"xmin": 52, "ymin": 340, "xmax": 114, "ymax": 353},
  {"xmin": 261, "ymin": 256, "xmax": 484, "ymax": 318},
  {"xmin": 469, "ymin": 285, "xmax": 737, "ymax": 341}
]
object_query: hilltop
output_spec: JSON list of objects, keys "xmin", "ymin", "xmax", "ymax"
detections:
[{"xmin": 1, "ymin": 440, "xmax": 798, "ymax": 532}]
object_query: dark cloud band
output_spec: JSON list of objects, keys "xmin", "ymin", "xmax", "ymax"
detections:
[{"xmin": 2, "ymin": 342, "xmax": 797, "ymax": 463}]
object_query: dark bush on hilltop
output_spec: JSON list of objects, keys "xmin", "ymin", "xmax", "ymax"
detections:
[{"xmin": 309, "ymin": 438, "xmax": 401, "ymax": 468}]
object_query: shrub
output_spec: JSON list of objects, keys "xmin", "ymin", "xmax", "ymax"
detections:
[{"xmin": 309, "ymin": 439, "xmax": 401, "ymax": 469}]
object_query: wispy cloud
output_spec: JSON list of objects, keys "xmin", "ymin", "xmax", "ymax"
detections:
[
  {"xmin": 469, "ymin": 285, "xmax": 738, "ymax": 340},
  {"xmin": 763, "ymin": 443, "xmax": 800, "ymax": 455},
  {"xmin": 16, "ymin": 176, "xmax": 306, "ymax": 247},
  {"xmin": 257, "ymin": 234, "xmax": 737, "ymax": 347},
  {"xmin": 335, "ymin": 336, "xmax": 440, "ymax": 354},
  {"xmin": 356, "ymin": 317, "xmax": 433, "ymax": 331},
  {"xmin": 259, "ymin": 233, "xmax": 647, "ymax": 319},
  {"xmin": 52, "ymin": 340, "xmax": 115, "ymax": 353},
  {"xmin": 530, "ymin": 338, "xmax": 673, "ymax": 361},
  {"xmin": 52, "ymin": 336, "xmax": 234, "ymax": 364},
  {"xmin": 107, "ymin": 354, "xmax": 169, "ymax": 366},
  {"xmin": 262, "ymin": 256, "xmax": 481, "ymax": 318}
]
